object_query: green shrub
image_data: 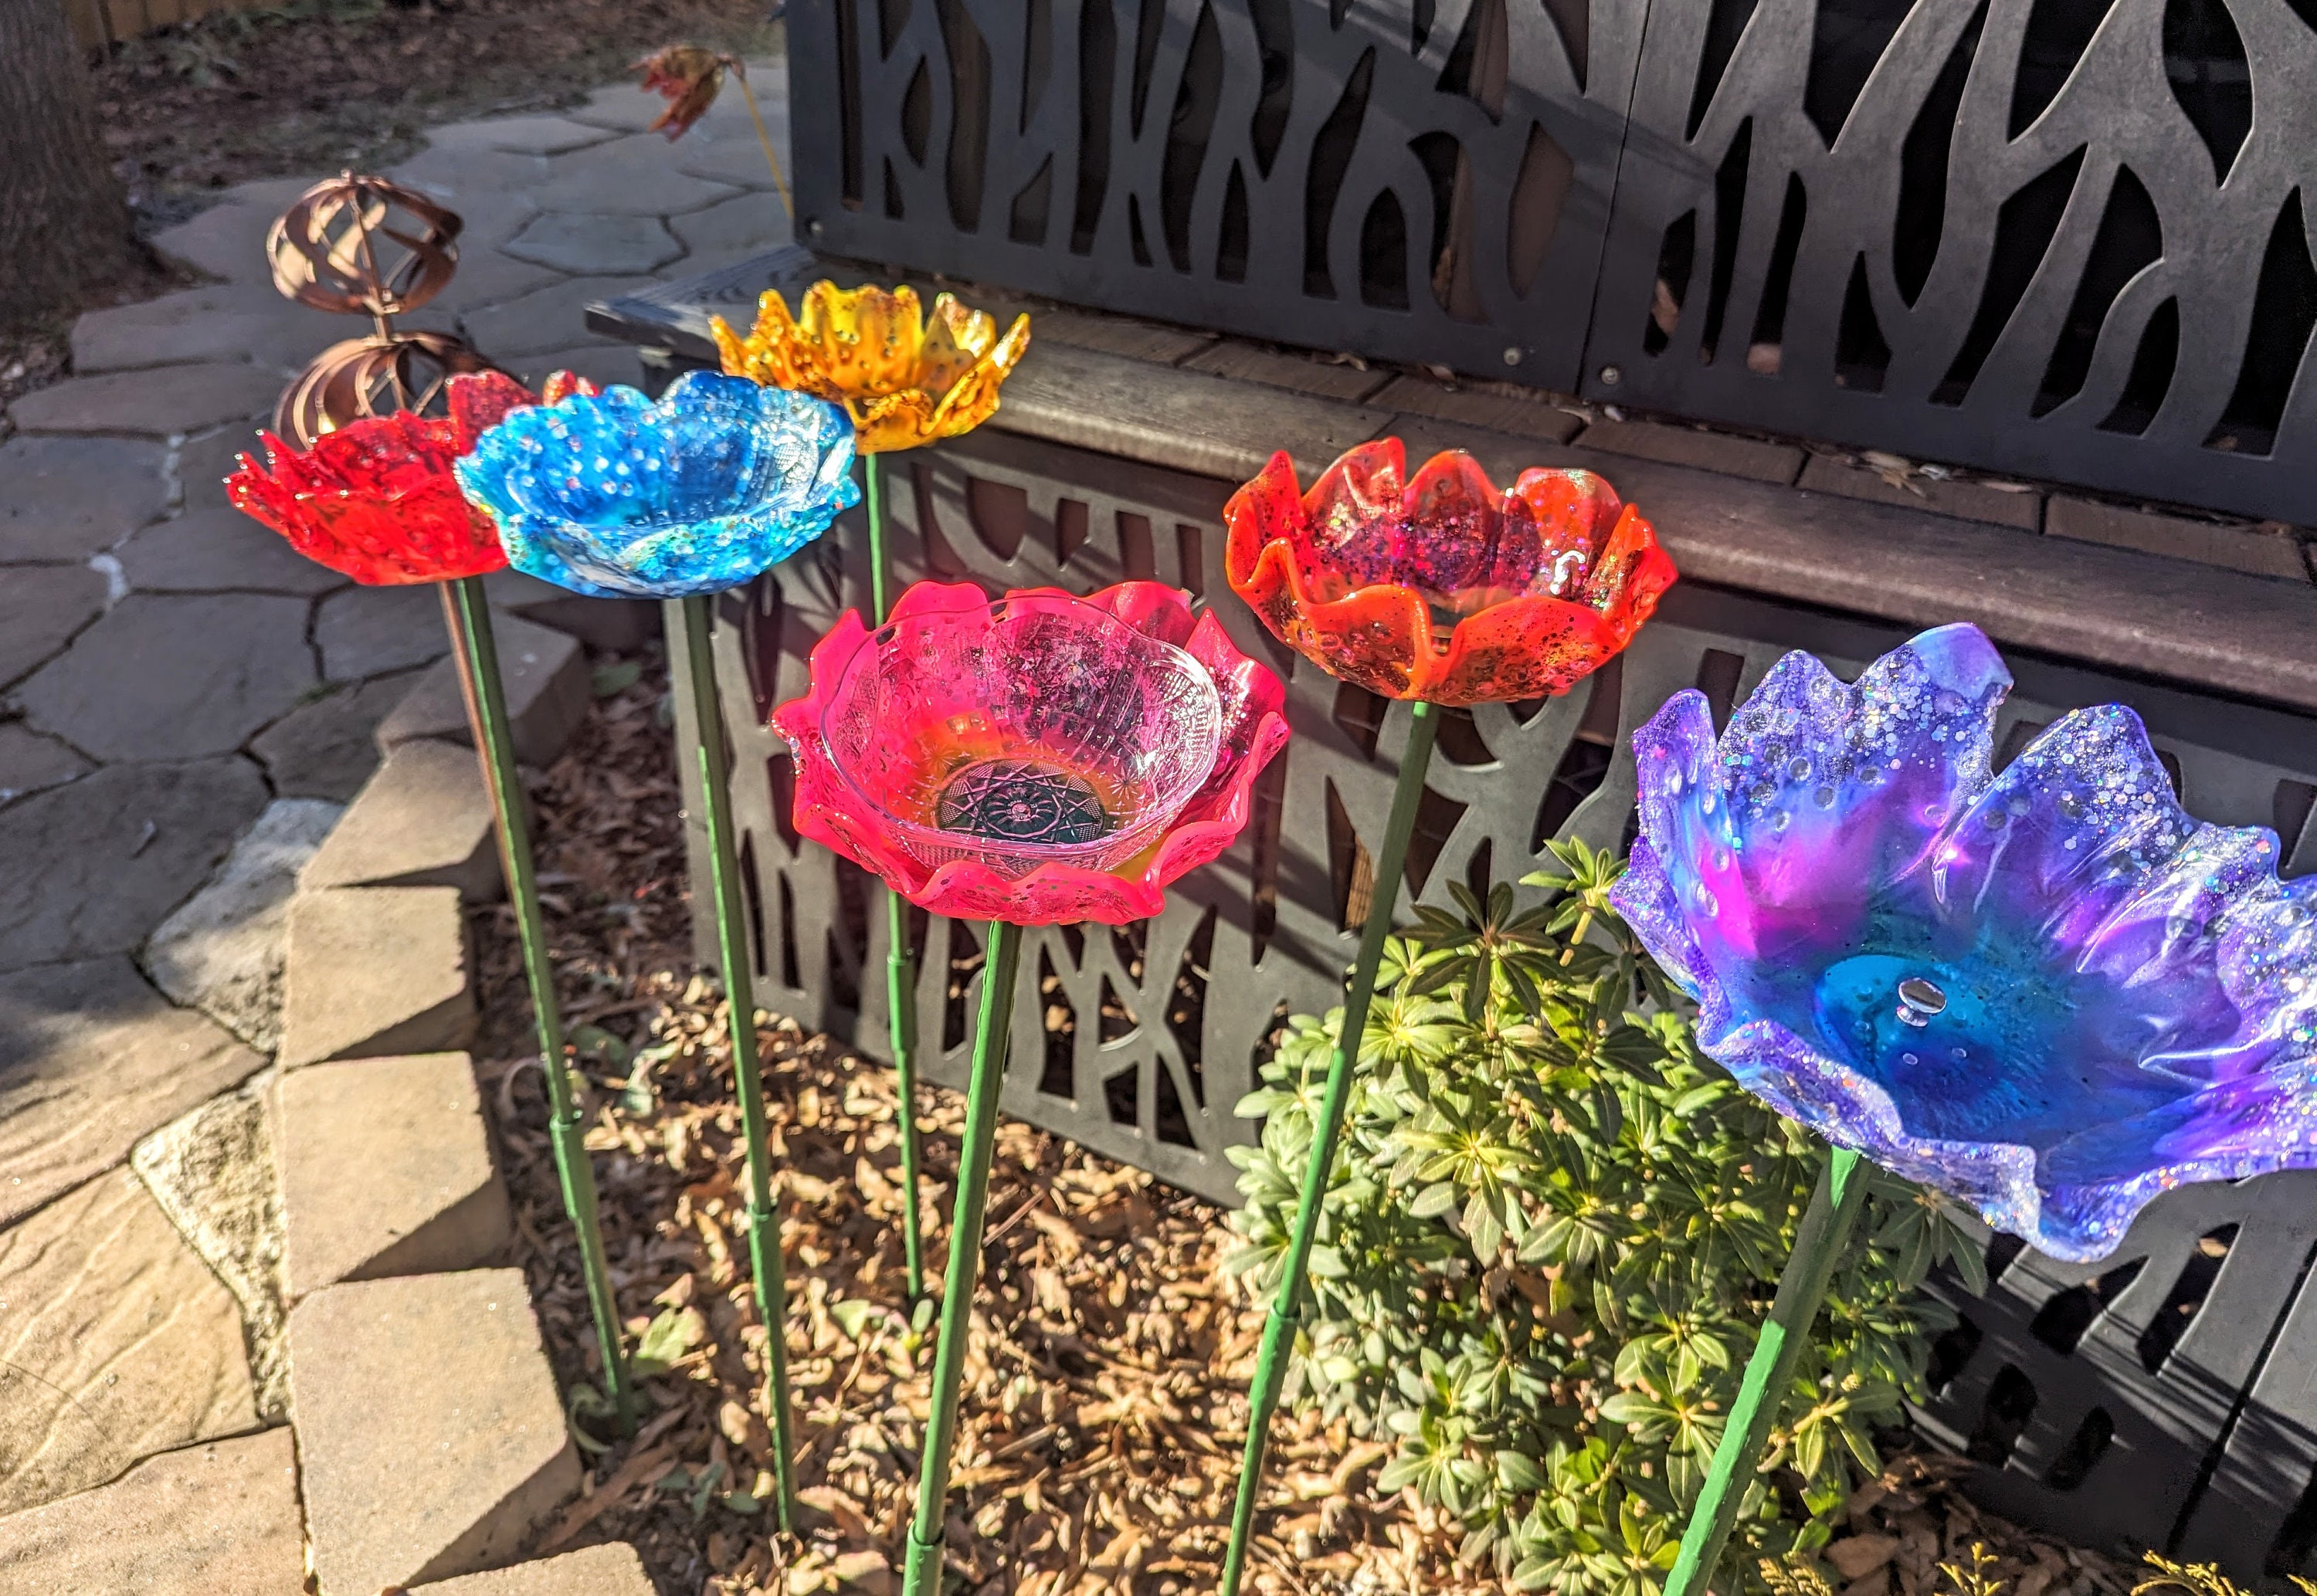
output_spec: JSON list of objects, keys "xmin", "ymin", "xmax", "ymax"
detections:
[{"xmin": 1226, "ymin": 842, "xmax": 1984, "ymax": 1594}]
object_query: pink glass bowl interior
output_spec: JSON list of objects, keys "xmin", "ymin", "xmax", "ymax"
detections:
[{"xmin": 820, "ymin": 595, "xmax": 1225, "ymax": 878}]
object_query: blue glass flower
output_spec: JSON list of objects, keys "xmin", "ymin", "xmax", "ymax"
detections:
[
  {"xmin": 1609, "ymin": 623, "xmax": 2317, "ymax": 1262},
  {"xmin": 456, "ymin": 370, "xmax": 860, "ymax": 598}
]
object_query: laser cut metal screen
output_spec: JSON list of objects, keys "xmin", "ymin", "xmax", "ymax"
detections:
[
  {"xmin": 667, "ymin": 425, "xmax": 2317, "ymax": 1576},
  {"xmin": 782, "ymin": 0, "xmax": 2317, "ymax": 524}
]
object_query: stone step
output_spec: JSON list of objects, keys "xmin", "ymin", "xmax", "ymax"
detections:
[
  {"xmin": 375, "ymin": 608, "xmax": 588, "ymax": 771},
  {"xmin": 301, "ymin": 737, "xmax": 501, "ymax": 903},
  {"xmin": 278, "ymin": 886, "xmax": 475, "ymax": 1070},
  {"xmin": 276, "ymin": 1052, "xmax": 511, "ymax": 1300},
  {"xmin": 0, "ymin": 1428, "xmax": 304, "ymax": 1596},
  {"xmin": 290, "ymin": 1268, "xmax": 578, "ymax": 1595},
  {"xmin": 409, "ymin": 1542, "xmax": 657, "ymax": 1594}
]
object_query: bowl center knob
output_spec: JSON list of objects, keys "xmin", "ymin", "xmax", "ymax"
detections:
[{"xmin": 1895, "ymin": 977, "xmax": 1949, "ymax": 1028}]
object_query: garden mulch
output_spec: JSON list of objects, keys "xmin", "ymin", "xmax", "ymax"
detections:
[{"xmin": 469, "ymin": 657, "xmax": 2139, "ymax": 1596}]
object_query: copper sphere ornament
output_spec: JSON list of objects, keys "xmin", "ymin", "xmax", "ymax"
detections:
[
  {"xmin": 273, "ymin": 332, "xmax": 501, "ymax": 449},
  {"xmin": 266, "ymin": 174, "xmax": 463, "ymax": 320}
]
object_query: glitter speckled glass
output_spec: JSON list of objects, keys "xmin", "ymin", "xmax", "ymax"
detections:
[
  {"xmin": 1223, "ymin": 438, "xmax": 1678, "ymax": 705},
  {"xmin": 1609, "ymin": 623, "xmax": 2317, "ymax": 1262},
  {"xmin": 226, "ymin": 371, "xmax": 538, "ymax": 585},
  {"xmin": 455, "ymin": 370, "xmax": 859, "ymax": 599},
  {"xmin": 775, "ymin": 581, "xmax": 1290, "ymax": 927},
  {"xmin": 712, "ymin": 280, "xmax": 1031, "ymax": 456}
]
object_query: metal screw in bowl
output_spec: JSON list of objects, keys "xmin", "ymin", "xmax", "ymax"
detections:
[
  {"xmin": 1600, "ymin": 364, "xmax": 1622, "ymax": 386},
  {"xmin": 1503, "ymin": 346, "xmax": 1523, "ymax": 366},
  {"xmin": 1895, "ymin": 976, "xmax": 1949, "ymax": 1028}
]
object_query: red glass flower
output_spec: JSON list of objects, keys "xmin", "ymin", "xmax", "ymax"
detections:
[
  {"xmin": 1223, "ymin": 439, "xmax": 1678, "ymax": 705},
  {"xmin": 226, "ymin": 370, "xmax": 544, "ymax": 585},
  {"xmin": 774, "ymin": 581, "xmax": 1289, "ymax": 927}
]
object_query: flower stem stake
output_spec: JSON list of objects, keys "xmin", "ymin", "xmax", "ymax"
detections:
[
  {"xmin": 717, "ymin": 280, "xmax": 1031, "ymax": 1304},
  {"xmin": 773, "ymin": 580, "xmax": 1287, "ymax": 1592},
  {"xmin": 457, "ymin": 370, "xmax": 862, "ymax": 1527},
  {"xmin": 225, "ymin": 370, "xmax": 642, "ymax": 1432},
  {"xmin": 1217, "ymin": 439, "xmax": 1676, "ymax": 1595},
  {"xmin": 1609, "ymin": 622, "xmax": 2317, "ymax": 1592}
]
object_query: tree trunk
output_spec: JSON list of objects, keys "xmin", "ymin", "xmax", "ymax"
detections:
[{"xmin": 0, "ymin": 0, "xmax": 135, "ymax": 328}]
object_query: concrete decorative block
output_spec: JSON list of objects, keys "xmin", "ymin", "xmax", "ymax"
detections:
[
  {"xmin": 148, "ymin": 797, "xmax": 345, "ymax": 1052},
  {"xmin": 278, "ymin": 887, "xmax": 475, "ymax": 1070},
  {"xmin": 300, "ymin": 738, "xmax": 500, "ymax": 902},
  {"xmin": 376, "ymin": 609, "xmax": 589, "ymax": 770},
  {"xmin": 276, "ymin": 1052, "xmax": 511, "ymax": 1299},
  {"xmin": 410, "ymin": 1543, "xmax": 657, "ymax": 1595},
  {"xmin": 0, "ymin": 1428, "xmax": 305, "ymax": 1596},
  {"xmin": 290, "ymin": 1269, "xmax": 579, "ymax": 1595},
  {"xmin": 0, "ymin": 1169, "xmax": 259, "ymax": 1514}
]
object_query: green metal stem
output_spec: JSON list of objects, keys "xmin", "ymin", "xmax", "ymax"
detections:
[
  {"xmin": 1220, "ymin": 700, "xmax": 1441, "ymax": 1596},
  {"xmin": 678, "ymin": 594, "xmax": 799, "ymax": 1533},
  {"xmin": 1664, "ymin": 1145, "xmax": 1870, "ymax": 1596},
  {"xmin": 901, "ymin": 919, "xmax": 1023, "ymax": 1596},
  {"xmin": 865, "ymin": 449, "xmax": 928, "ymax": 1303},
  {"xmin": 446, "ymin": 577, "xmax": 634, "ymax": 1434}
]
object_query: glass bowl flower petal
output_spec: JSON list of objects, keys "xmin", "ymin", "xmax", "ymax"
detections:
[
  {"xmin": 226, "ymin": 370, "xmax": 538, "ymax": 585},
  {"xmin": 1608, "ymin": 622, "xmax": 2317, "ymax": 1262},
  {"xmin": 1223, "ymin": 438, "xmax": 1677, "ymax": 706},
  {"xmin": 455, "ymin": 369, "xmax": 859, "ymax": 599},
  {"xmin": 775, "ymin": 581, "xmax": 1289, "ymax": 927},
  {"xmin": 712, "ymin": 280, "xmax": 1031, "ymax": 455}
]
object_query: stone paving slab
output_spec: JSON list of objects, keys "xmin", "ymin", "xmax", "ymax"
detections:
[
  {"xmin": 667, "ymin": 134, "xmax": 792, "ymax": 191},
  {"xmin": 316, "ymin": 582, "xmax": 452, "ymax": 680},
  {"xmin": 118, "ymin": 504, "xmax": 348, "ymax": 596},
  {"xmin": 148, "ymin": 196, "xmax": 280, "ymax": 283},
  {"xmin": 148, "ymin": 797, "xmax": 344, "ymax": 1052},
  {"xmin": 423, "ymin": 245, "xmax": 568, "ymax": 323},
  {"xmin": 0, "ymin": 1167, "xmax": 259, "ymax": 1514},
  {"xmin": 277, "ymin": 1052, "xmax": 511, "ymax": 1299},
  {"xmin": 0, "ymin": 723, "xmax": 90, "ymax": 803},
  {"xmin": 278, "ymin": 886, "xmax": 476, "ymax": 1069},
  {"xmin": 421, "ymin": 112, "xmax": 621, "ymax": 157},
  {"xmin": 0, "ymin": 757, "xmax": 270, "ymax": 973},
  {"xmin": 301, "ymin": 737, "xmax": 499, "ymax": 900},
  {"xmin": 134, "ymin": 1090, "xmax": 290, "ymax": 1419},
  {"xmin": 16, "ymin": 591, "xmax": 318, "ymax": 761},
  {"xmin": 484, "ymin": 565, "xmax": 660, "ymax": 650},
  {"xmin": 0, "ymin": 562, "xmax": 105, "ymax": 691},
  {"xmin": 0, "ymin": 433, "xmax": 169, "ymax": 564},
  {"xmin": 8, "ymin": 362, "xmax": 286, "ymax": 439},
  {"xmin": 70, "ymin": 283, "xmax": 314, "ymax": 377},
  {"xmin": 178, "ymin": 421, "xmax": 274, "ymax": 517},
  {"xmin": 0, "ymin": 1428, "xmax": 304, "ymax": 1596},
  {"xmin": 385, "ymin": 145, "xmax": 553, "ymax": 212},
  {"xmin": 412, "ymin": 1542, "xmax": 656, "ymax": 1594},
  {"xmin": 504, "ymin": 212, "xmax": 684, "ymax": 274},
  {"xmin": 291, "ymin": 1268, "xmax": 578, "ymax": 1595},
  {"xmin": 377, "ymin": 608, "xmax": 588, "ymax": 769},
  {"xmin": 463, "ymin": 274, "xmax": 656, "ymax": 360},
  {"xmin": 506, "ymin": 343, "xmax": 646, "ymax": 397},
  {"xmin": 250, "ymin": 670, "xmax": 421, "ymax": 801},
  {"xmin": 534, "ymin": 134, "xmax": 743, "ymax": 215},
  {"xmin": 0, "ymin": 956, "xmax": 264, "ymax": 1225},
  {"xmin": 667, "ymin": 190, "xmax": 793, "ymax": 277}
]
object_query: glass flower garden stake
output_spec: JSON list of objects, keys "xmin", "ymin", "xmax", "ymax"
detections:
[
  {"xmin": 718, "ymin": 280, "xmax": 1031, "ymax": 1302},
  {"xmin": 226, "ymin": 370, "xmax": 641, "ymax": 1432},
  {"xmin": 1609, "ymin": 622, "xmax": 2317, "ymax": 1595},
  {"xmin": 1219, "ymin": 439, "xmax": 1677, "ymax": 1596},
  {"xmin": 459, "ymin": 370, "xmax": 860, "ymax": 1530},
  {"xmin": 774, "ymin": 581, "xmax": 1286, "ymax": 1596}
]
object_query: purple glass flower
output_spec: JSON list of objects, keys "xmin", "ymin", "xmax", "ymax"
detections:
[{"xmin": 1609, "ymin": 623, "xmax": 2317, "ymax": 1262}]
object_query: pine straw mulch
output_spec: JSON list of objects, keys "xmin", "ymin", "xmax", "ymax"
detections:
[{"xmin": 465, "ymin": 652, "xmax": 2126, "ymax": 1596}]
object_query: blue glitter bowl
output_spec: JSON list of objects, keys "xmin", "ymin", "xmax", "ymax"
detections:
[
  {"xmin": 1609, "ymin": 623, "xmax": 2317, "ymax": 1262},
  {"xmin": 456, "ymin": 370, "xmax": 860, "ymax": 599}
]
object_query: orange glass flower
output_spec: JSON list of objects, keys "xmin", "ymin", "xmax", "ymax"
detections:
[
  {"xmin": 1223, "ymin": 439, "xmax": 1678, "ymax": 705},
  {"xmin": 711, "ymin": 280, "xmax": 1030, "ymax": 455}
]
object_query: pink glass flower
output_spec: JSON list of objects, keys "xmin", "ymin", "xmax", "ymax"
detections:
[{"xmin": 774, "ymin": 581, "xmax": 1289, "ymax": 926}]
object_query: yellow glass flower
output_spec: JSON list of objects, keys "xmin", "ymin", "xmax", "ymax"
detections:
[{"xmin": 712, "ymin": 281, "xmax": 1032, "ymax": 455}]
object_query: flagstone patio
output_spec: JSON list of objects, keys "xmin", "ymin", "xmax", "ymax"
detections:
[{"xmin": 0, "ymin": 63, "xmax": 790, "ymax": 1592}]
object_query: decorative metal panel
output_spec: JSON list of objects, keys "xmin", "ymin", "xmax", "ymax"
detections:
[
  {"xmin": 780, "ymin": 0, "xmax": 1640, "ymax": 391},
  {"xmin": 667, "ymin": 421, "xmax": 2317, "ymax": 1570},
  {"xmin": 1582, "ymin": 0, "xmax": 2317, "ymax": 524}
]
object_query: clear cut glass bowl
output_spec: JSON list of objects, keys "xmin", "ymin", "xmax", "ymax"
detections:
[{"xmin": 819, "ymin": 593, "xmax": 1225, "ymax": 879}]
